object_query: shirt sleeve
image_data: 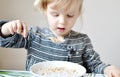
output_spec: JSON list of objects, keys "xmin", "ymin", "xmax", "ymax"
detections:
[
  {"xmin": 0, "ymin": 20, "xmax": 8, "ymax": 36},
  {"xmin": 82, "ymin": 34, "xmax": 110, "ymax": 73},
  {"xmin": 0, "ymin": 21, "xmax": 8, "ymax": 26},
  {"xmin": 0, "ymin": 33, "xmax": 28, "ymax": 48}
]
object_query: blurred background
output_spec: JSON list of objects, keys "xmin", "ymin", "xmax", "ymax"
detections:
[{"xmin": 0, "ymin": 0, "xmax": 120, "ymax": 70}]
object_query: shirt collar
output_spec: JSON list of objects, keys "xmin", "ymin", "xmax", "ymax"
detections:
[{"xmin": 41, "ymin": 27, "xmax": 79, "ymax": 39}]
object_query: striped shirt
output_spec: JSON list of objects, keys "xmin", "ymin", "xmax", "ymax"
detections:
[{"xmin": 0, "ymin": 24, "xmax": 109, "ymax": 73}]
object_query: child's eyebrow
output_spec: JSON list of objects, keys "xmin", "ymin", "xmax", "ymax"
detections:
[{"xmin": 48, "ymin": 7, "xmax": 58, "ymax": 11}]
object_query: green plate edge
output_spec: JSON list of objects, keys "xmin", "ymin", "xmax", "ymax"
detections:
[{"xmin": 0, "ymin": 70, "xmax": 34, "ymax": 77}]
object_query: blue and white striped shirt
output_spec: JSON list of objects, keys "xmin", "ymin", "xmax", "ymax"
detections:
[{"xmin": 0, "ymin": 23, "xmax": 109, "ymax": 73}]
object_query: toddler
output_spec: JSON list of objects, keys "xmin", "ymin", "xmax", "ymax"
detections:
[{"xmin": 0, "ymin": 0, "xmax": 120, "ymax": 77}]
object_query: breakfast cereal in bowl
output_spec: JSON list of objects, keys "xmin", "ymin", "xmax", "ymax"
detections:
[{"xmin": 30, "ymin": 61, "xmax": 86, "ymax": 77}]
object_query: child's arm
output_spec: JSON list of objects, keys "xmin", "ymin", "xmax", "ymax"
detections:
[
  {"xmin": 0, "ymin": 20, "xmax": 29, "ymax": 48},
  {"xmin": 83, "ymin": 35, "xmax": 120, "ymax": 76},
  {"xmin": 1, "ymin": 20, "xmax": 28, "ymax": 38},
  {"xmin": 82, "ymin": 34, "xmax": 109, "ymax": 73}
]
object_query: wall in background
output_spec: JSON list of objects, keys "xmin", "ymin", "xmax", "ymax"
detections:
[
  {"xmin": 82, "ymin": 0, "xmax": 120, "ymax": 68},
  {"xmin": 0, "ymin": 0, "xmax": 120, "ymax": 70}
]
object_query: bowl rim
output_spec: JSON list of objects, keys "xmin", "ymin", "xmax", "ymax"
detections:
[{"xmin": 30, "ymin": 61, "xmax": 86, "ymax": 77}]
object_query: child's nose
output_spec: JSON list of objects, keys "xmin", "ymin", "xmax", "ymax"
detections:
[{"xmin": 59, "ymin": 16, "xmax": 66, "ymax": 25}]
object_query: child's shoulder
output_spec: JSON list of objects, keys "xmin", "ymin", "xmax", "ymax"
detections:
[
  {"xmin": 71, "ymin": 30, "xmax": 89, "ymax": 38},
  {"xmin": 70, "ymin": 31, "xmax": 91, "ymax": 43}
]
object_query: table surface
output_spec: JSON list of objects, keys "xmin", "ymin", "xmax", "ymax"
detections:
[
  {"xmin": 0, "ymin": 70, "xmax": 107, "ymax": 77},
  {"xmin": 84, "ymin": 73, "xmax": 107, "ymax": 77}
]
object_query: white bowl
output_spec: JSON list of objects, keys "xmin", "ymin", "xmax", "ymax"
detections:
[{"xmin": 30, "ymin": 61, "xmax": 86, "ymax": 77}]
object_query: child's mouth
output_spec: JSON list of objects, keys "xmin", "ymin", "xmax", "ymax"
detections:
[{"xmin": 57, "ymin": 27, "xmax": 65, "ymax": 32}]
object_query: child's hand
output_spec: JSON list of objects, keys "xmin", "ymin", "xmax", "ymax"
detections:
[
  {"xmin": 104, "ymin": 65, "xmax": 120, "ymax": 77},
  {"xmin": 1, "ymin": 20, "xmax": 28, "ymax": 38}
]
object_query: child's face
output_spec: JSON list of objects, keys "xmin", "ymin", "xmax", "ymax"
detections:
[{"xmin": 46, "ymin": 1, "xmax": 80, "ymax": 37}]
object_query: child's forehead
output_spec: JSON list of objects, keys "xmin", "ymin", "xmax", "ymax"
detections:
[{"xmin": 48, "ymin": 0, "xmax": 80, "ymax": 12}]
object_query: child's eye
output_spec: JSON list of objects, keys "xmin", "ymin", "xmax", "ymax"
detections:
[
  {"xmin": 52, "ymin": 13, "xmax": 59, "ymax": 17},
  {"xmin": 67, "ymin": 14, "xmax": 74, "ymax": 18}
]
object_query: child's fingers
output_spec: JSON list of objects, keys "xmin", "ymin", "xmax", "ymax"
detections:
[
  {"xmin": 2, "ymin": 20, "xmax": 28, "ymax": 37},
  {"xmin": 16, "ymin": 20, "xmax": 23, "ymax": 34},
  {"xmin": 8, "ymin": 23, "xmax": 14, "ymax": 35},
  {"xmin": 14, "ymin": 20, "xmax": 28, "ymax": 38},
  {"xmin": 21, "ymin": 22, "xmax": 28, "ymax": 38},
  {"xmin": 11, "ymin": 21, "xmax": 17, "ymax": 33}
]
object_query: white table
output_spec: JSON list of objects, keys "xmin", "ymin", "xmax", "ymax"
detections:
[
  {"xmin": 0, "ymin": 70, "xmax": 107, "ymax": 77},
  {"xmin": 84, "ymin": 73, "xmax": 107, "ymax": 77}
]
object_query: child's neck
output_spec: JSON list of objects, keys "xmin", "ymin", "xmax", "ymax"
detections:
[{"xmin": 49, "ymin": 27, "xmax": 65, "ymax": 43}]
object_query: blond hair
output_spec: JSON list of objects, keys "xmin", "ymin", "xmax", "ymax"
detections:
[{"xmin": 34, "ymin": 0, "xmax": 83, "ymax": 14}]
